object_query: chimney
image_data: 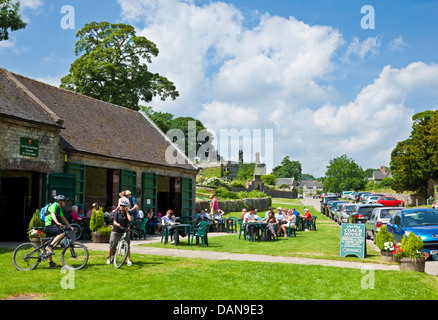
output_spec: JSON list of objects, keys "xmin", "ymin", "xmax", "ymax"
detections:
[{"xmin": 381, "ymin": 166, "xmax": 386, "ymax": 173}]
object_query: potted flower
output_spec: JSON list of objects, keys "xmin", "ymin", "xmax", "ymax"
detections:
[
  {"xmin": 375, "ymin": 225, "xmax": 397, "ymax": 262},
  {"xmin": 28, "ymin": 228, "xmax": 46, "ymax": 243},
  {"xmin": 27, "ymin": 209, "xmax": 45, "ymax": 243},
  {"xmin": 393, "ymin": 232, "xmax": 427, "ymax": 272}
]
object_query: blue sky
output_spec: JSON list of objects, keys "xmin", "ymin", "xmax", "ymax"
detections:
[{"xmin": 2, "ymin": 0, "xmax": 438, "ymax": 177}]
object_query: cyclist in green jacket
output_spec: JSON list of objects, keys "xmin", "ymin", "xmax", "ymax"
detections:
[{"xmin": 44, "ymin": 195, "xmax": 74, "ymax": 268}]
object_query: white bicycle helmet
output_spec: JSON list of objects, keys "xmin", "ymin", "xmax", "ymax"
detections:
[{"xmin": 120, "ymin": 198, "xmax": 130, "ymax": 207}]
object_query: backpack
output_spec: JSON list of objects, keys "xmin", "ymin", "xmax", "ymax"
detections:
[{"xmin": 39, "ymin": 203, "xmax": 53, "ymax": 222}]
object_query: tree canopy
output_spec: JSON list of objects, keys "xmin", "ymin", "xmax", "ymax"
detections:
[
  {"xmin": 272, "ymin": 156, "xmax": 302, "ymax": 181},
  {"xmin": 60, "ymin": 22, "xmax": 179, "ymax": 110},
  {"xmin": 322, "ymin": 154, "xmax": 366, "ymax": 192},
  {"xmin": 390, "ymin": 110, "xmax": 438, "ymax": 195},
  {"xmin": 0, "ymin": 0, "xmax": 26, "ymax": 41}
]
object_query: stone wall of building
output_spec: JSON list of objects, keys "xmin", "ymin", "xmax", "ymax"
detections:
[{"xmin": 0, "ymin": 118, "xmax": 64, "ymax": 173}]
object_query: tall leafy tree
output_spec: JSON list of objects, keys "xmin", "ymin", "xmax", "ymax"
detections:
[
  {"xmin": 60, "ymin": 22, "xmax": 179, "ymax": 110},
  {"xmin": 0, "ymin": 0, "xmax": 26, "ymax": 41},
  {"xmin": 323, "ymin": 155, "xmax": 366, "ymax": 192},
  {"xmin": 390, "ymin": 110, "xmax": 438, "ymax": 195},
  {"xmin": 272, "ymin": 156, "xmax": 302, "ymax": 181}
]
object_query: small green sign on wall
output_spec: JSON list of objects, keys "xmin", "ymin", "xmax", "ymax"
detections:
[{"xmin": 20, "ymin": 137, "xmax": 39, "ymax": 157}]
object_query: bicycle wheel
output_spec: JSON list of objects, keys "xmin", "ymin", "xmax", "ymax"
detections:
[
  {"xmin": 61, "ymin": 242, "xmax": 89, "ymax": 270},
  {"xmin": 114, "ymin": 240, "xmax": 128, "ymax": 268},
  {"xmin": 12, "ymin": 243, "xmax": 41, "ymax": 271}
]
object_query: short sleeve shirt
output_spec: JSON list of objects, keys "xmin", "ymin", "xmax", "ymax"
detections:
[{"xmin": 45, "ymin": 203, "xmax": 63, "ymax": 226}]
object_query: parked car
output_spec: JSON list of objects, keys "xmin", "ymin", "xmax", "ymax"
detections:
[
  {"xmin": 320, "ymin": 196, "xmax": 338, "ymax": 215},
  {"xmin": 366, "ymin": 195, "xmax": 382, "ymax": 204},
  {"xmin": 387, "ymin": 208, "xmax": 438, "ymax": 258},
  {"xmin": 363, "ymin": 193, "xmax": 385, "ymax": 204},
  {"xmin": 355, "ymin": 192, "xmax": 370, "ymax": 203},
  {"xmin": 335, "ymin": 203, "xmax": 358, "ymax": 224},
  {"xmin": 328, "ymin": 201, "xmax": 349, "ymax": 220},
  {"xmin": 348, "ymin": 191, "xmax": 358, "ymax": 200},
  {"xmin": 365, "ymin": 207, "xmax": 403, "ymax": 242},
  {"xmin": 342, "ymin": 191, "xmax": 354, "ymax": 199},
  {"xmin": 377, "ymin": 196, "xmax": 404, "ymax": 207},
  {"xmin": 349, "ymin": 204, "xmax": 383, "ymax": 224}
]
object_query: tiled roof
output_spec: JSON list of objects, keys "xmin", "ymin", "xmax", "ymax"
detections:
[
  {"xmin": 1, "ymin": 68, "xmax": 197, "ymax": 171},
  {"xmin": 0, "ymin": 68, "xmax": 61, "ymax": 127}
]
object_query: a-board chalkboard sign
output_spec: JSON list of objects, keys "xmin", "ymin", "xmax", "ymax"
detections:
[{"xmin": 340, "ymin": 223, "xmax": 366, "ymax": 259}]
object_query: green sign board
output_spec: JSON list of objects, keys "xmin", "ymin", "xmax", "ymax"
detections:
[
  {"xmin": 20, "ymin": 137, "xmax": 39, "ymax": 157},
  {"xmin": 340, "ymin": 223, "xmax": 366, "ymax": 259}
]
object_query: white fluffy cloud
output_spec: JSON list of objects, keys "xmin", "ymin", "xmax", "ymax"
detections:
[{"xmin": 117, "ymin": 0, "xmax": 438, "ymax": 176}]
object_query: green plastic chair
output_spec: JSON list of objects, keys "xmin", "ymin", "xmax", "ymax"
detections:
[
  {"xmin": 134, "ymin": 218, "xmax": 148, "ymax": 240},
  {"xmin": 238, "ymin": 219, "xmax": 247, "ymax": 240},
  {"xmin": 138, "ymin": 218, "xmax": 148, "ymax": 239},
  {"xmin": 306, "ymin": 216, "xmax": 317, "ymax": 231},
  {"xmin": 190, "ymin": 221, "xmax": 209, "ymax": 247},
  {"xmin": 285, "ymin": 223, "xmax": 297, "ymax": 237}
]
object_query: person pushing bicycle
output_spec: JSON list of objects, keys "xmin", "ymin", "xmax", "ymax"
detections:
[
  {"xmin": 107, "ymin": 198, "xmax": 133, "ymax": 266},
  {"xmin": 43, "ymin": 195, "xmax": 74, "ymax": 268}
]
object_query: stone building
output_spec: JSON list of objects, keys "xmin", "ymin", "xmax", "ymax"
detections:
[{"xmin": 0, "ymin": 68, "xmax": 198, "ymax": 241}]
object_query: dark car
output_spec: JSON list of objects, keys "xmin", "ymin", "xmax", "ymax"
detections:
[
  {"xmin": 348, "ymin": 204, "xmax": 383, "ymax": 224},
  {"xmin": 320, "ymin": 196, "xmax": 338, "ymax": 215}
]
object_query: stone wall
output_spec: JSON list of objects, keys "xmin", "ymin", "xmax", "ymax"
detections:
[
  {"xmin": 195, "ymin": 197, "xmax": 272, "ymax": 214},
  {"xmin": 0, "ymin": 118, "xmax": 64, "ymax": 173}
]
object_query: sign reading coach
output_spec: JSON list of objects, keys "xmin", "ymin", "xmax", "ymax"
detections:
[{"xmin": 340, "ymin": 224, "xmax": 366, "ymax": 259}]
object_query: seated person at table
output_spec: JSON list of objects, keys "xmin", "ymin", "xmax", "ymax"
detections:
[
  {"xmin": 202, "ymin": 209, "xmax": 214, "ymax": 224},
  {"xmin": 265, "ymin": 210, "xmax": 278, "ymax": 240},
  {"xmin": 280, "ymin": 209, "xmax": 297, "ymax": 237},
  {"xmin": 69, "ymin": 205, "xmax": 82, "ymax": 222},
  {"xmin": 241, "ymin": 208, "xmax": 247, "ymax": 219},
  {"xmin": 300, "ymin": 209, "xmax": 313, "ymax": 232},
  {"xmin": 146, "ymin": 208, "xmax": 161, "ymax": 234},
  {"xmin": 161, "ymin": 209, "xmax": 179, "ymax": 244}
]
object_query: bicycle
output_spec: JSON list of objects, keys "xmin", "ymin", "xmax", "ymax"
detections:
[
  {"xmin": 113, "ymin": 227, "xmax": 139, "ymax": 268},
  {"xmin": 12, "ymin": 226, "xmax": 89, "ymax": 271}
]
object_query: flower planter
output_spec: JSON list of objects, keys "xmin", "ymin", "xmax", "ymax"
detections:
[
  {"xmin": 381, "ymin": 251, "xmax": 397, "ymax": 263},
  {"xmin": 398, "ymin": 257, "xmax": 426, "ymax": 272},
  {"xmin": 92, "ymin": 232, "xmax": 110, "ymax": 243},
  {"xmin": 29, "ymin": 238, "xmax": 41, "ymax": 244}
]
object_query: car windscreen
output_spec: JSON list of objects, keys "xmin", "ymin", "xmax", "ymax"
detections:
[
  {"xmin": 380, "ymin": 209, "xmax": 400, "ymax": 219},
  {"xmin": 402, "ymin": 210, "xmax": 438, "ymax": 227},
  {"xmin": 358, "ymin": 207, "xmax": 377, "ymax": 217},
  {"xmin": 344, "ymin": 205, "xmax": 356, "ymax": 212}
]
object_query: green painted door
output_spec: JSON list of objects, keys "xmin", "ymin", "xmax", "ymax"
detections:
[
  {"xmin": 120, "ymin": 169, "xmax": 137, "ymax": 195},
  {"xmin": 48, "ymin": 173, "xmax": 76, "ymax": 206},
  {"xmin": 65, "ymin": 163, "xmax": 85, "ymax": 210},
  {"xmin": 181, "ymin": 177, "xmax": 193, "ymax": 222},
  {"xmin": 142, "ymin": 173, "xmax": 157, "ymax": 213}
]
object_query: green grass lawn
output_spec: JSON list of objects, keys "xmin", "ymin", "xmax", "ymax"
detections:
[
  {"xmin": 146, "ymin": 198, "xmax": 382, "ymax": 263},
  {"xmin": 1, "ymin": 247, "xmax": 438, "ymax": 300},
  {"xmin": 3, "ymin": 197, "xmax": 438, "ymax": 300}
]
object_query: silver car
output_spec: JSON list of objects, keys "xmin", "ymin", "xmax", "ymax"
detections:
[
  {"xmin": 366, "ymin": 195, "xmax": 381, "ymax": 204},
  {"xmin": 336, "ymin": 203, "xmax": 358, "ymax": 224},
  {"xmin": 365, "ymin": 207, "xmax": 403, "ymax": 242}
]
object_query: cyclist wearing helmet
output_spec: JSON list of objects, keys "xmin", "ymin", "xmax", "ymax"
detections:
[
  {"xmin": 44, "ymin": 195, "xmax": 74, "ymax": 268},
  {"xmin": 107, "ymin": 198, "xmax": 133, "ymax": 266}
]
